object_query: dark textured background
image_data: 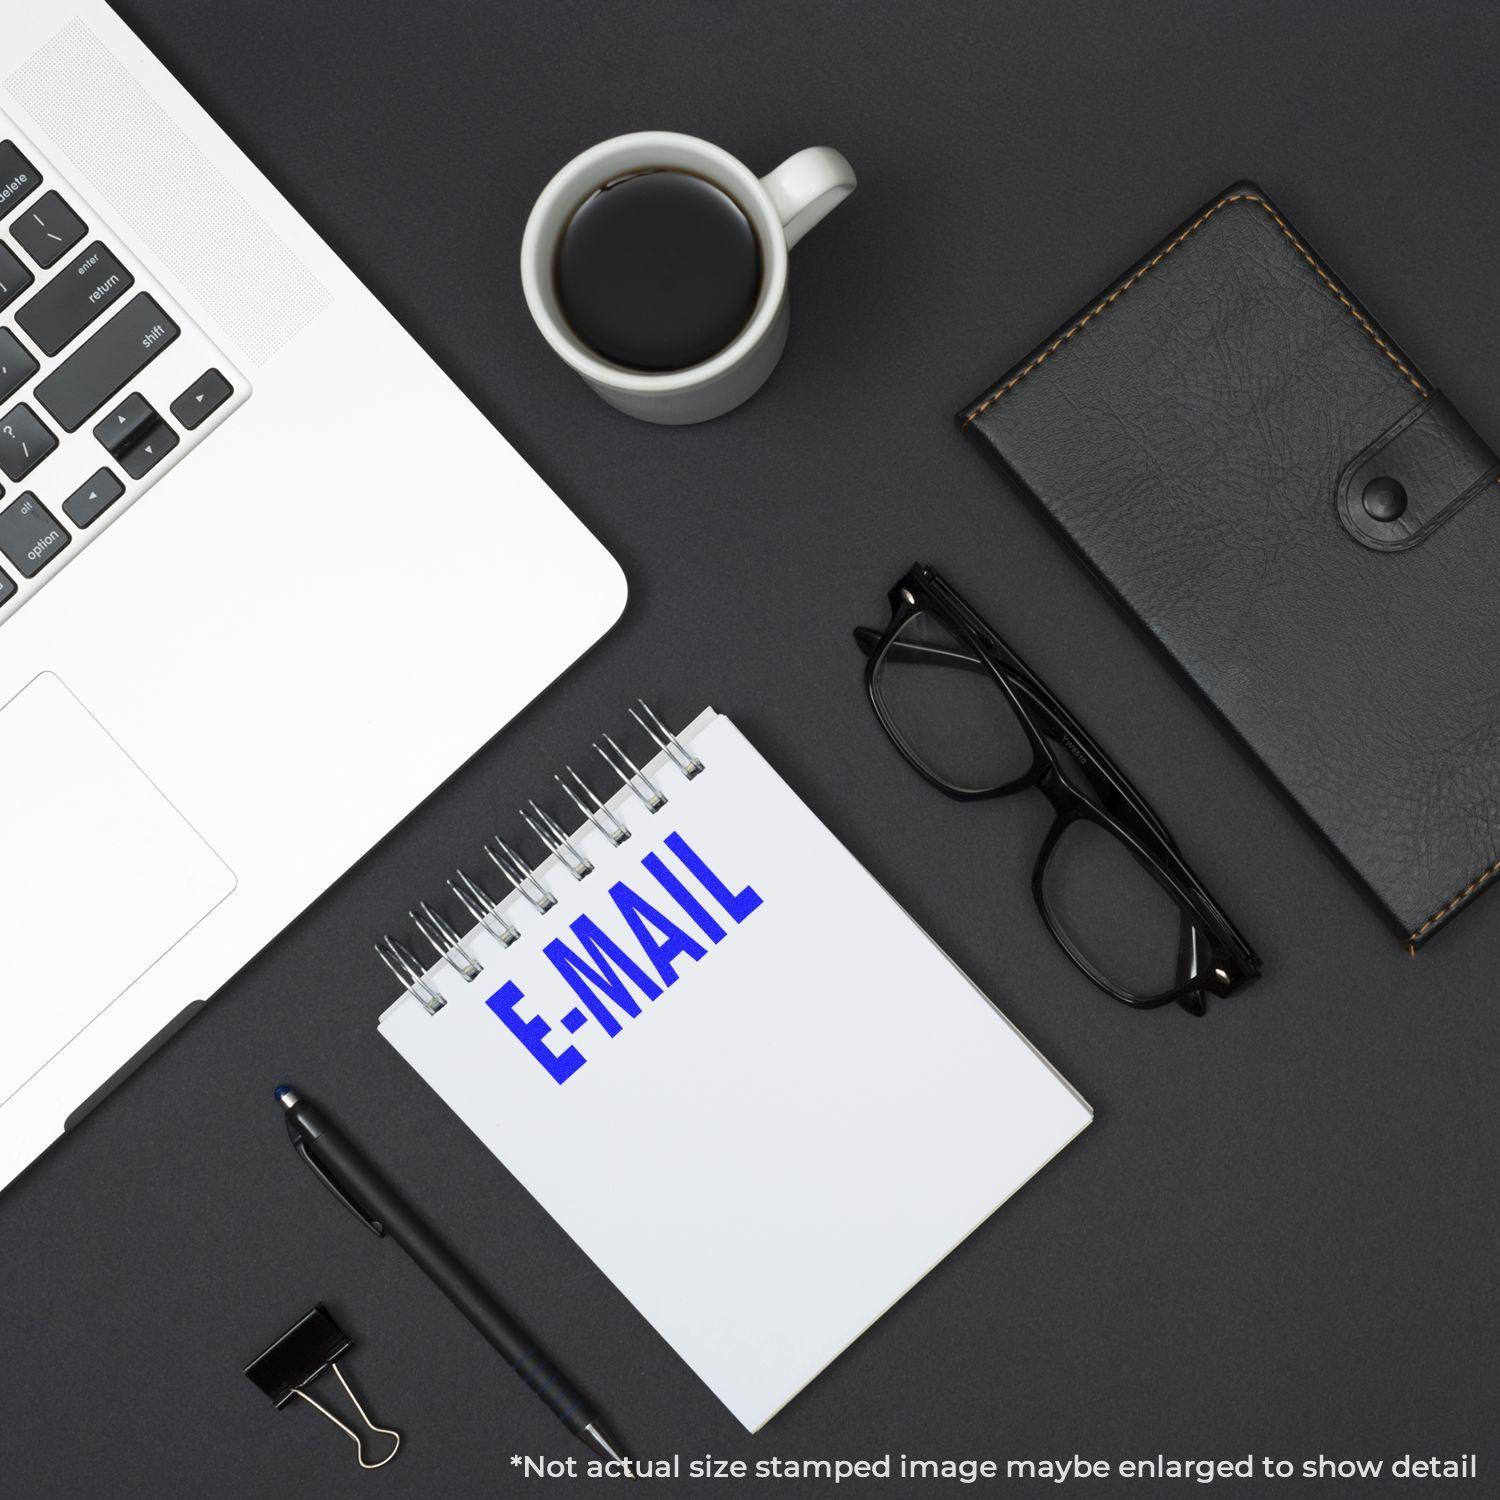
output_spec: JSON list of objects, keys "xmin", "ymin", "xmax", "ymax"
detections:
[{"xmin": 2, "ymin": 2, "xmax": 1497, "ymax": 1496}]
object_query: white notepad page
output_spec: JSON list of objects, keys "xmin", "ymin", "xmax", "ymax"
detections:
[{"xmin": 380, "ymin": 709, "xmax": 1091, "ymax": 1431}]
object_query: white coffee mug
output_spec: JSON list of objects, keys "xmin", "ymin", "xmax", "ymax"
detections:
[{"xmin": 520, "ymin": 132, "xmax": 856, "ymax": 424}]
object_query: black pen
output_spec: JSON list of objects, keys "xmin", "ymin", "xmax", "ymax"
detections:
[{"xmin": 275, "ymin": 1085, "xmax": 632, "ymax": 1469}]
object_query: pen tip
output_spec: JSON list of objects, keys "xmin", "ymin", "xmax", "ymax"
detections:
[
  {"xmin": 274, "ymin": 1086, "xmax": 297, "ymax": 1109},
  {"xmin": 579, "ymin": 1421, "xmax": 631, "ymax": 1469}
]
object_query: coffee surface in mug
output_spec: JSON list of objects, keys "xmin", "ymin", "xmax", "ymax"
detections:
[{"xmin": 555, "ymin": 169, "xmax": 761, "ymax": 371}]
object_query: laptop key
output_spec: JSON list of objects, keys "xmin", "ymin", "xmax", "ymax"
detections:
[
  {"xmin": 0, "ymin": 243, "xmax": 33, "ymax": 312},
  {"xmin": 94, "ymin": 391, "xmax": 155, "ymax": 453},
  {"xmin": 0, "ymin": 330, "xmax": 39, "ymax": 405},
  {"xmin": 171, "ymin": 368, "xmax": 232, "ymax": 430},
  {"xmin": 0, "ymin": 402, "xmax": 57, "ymax": 481},
  {"xmin": 0, "ymin": 140, "xmax": 41, "ymax": 216},
  {"xmin": 12, "ymin": 190, "xmax": 86, "ymax": 269},
  {"xmin": 94, "ymin": 392, "xmax": 178, "ymax": 479},
  {"xmin": 0, "ymin": 492, "xmax": 68, "ymax": 578},
  {"xmin": 14, "ymin": 241, "xmax": 133, "ymax": 356},
  {"xmin": 0, "ymin": 564, "xmax": 14, "ymax": 608},
  {"xmin": 120, "ymin": 423, "xmax": 178, "ymax": 479},
  {"xmin": 61, "ymin": 467, "xmax": 125, "ymax": 529},
  {"xmin": 34, "ymin": 293, "xmax": 179, "ymax": 431}
]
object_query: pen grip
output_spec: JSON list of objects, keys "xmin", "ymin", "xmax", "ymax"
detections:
[{"xmin": 512, "ymin": 1347, "xmax": 589, "ymax": 1431}]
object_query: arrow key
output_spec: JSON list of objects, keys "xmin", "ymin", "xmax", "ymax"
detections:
[
  {"xmin": 118, "ymin": 419, "xmax": 178, "ymax": 479},
  {"xmin": 92, "ymin": 391, "xmax": 178, "ymax": 479},
  {"xmin": 170, "ymin": 368, "xmax": 232, "ymax": 430},
  {"xmin": 93, "ymin": 391, "xmax": 155, "ymax": 453},
  {"xmin": 62, "ymin": 467, "xmax": 125, "ymax": 529}
]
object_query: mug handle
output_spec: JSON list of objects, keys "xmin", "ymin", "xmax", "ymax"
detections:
[{"xmin": 759, "ymin": 147, "xmax": 857, "ymax": 250}]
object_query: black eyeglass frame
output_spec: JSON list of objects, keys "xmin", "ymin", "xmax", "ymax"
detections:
[{"xmin": 858, "ymin": 564, "xmax": 1260, "ymax": 1013}]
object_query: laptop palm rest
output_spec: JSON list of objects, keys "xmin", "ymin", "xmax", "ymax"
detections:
[{"xmin": 0, "ymin": 672, "xmax": 235, "ymax": 1106}]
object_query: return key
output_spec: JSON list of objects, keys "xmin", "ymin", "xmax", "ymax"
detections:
[{"xmin": 15, "ymin": 241, "xmax": 134, "ymax": 356}]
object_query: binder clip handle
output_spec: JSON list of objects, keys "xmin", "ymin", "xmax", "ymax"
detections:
[{"xmin": 245, "ymin": 1306, "xmax": 401, "ymax": 1470}]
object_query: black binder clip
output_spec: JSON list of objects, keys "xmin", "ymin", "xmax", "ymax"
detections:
[{"xmin": 245, "ymin": 1306, "xmax": 401, "ymax": 1469}]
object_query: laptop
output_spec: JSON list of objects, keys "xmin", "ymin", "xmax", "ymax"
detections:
[{"xmin": 0, "ymin": 2, "xmax": 626, "ymax": 1190}]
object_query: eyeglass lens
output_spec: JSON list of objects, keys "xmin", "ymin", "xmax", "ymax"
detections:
[
  {"xmin": 1039, "ymin": 817, "xmax": 1194, "ymax": 998},
  {"xmin": 874, "ymin": 605, "xmax": 1200, "ymax": 1000},
  {"xmin": 871, "ymin": 610, "xmax": 1035, "ymax": 793}
]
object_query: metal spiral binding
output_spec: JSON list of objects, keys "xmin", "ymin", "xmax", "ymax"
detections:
[
  {"xmin": 595, "ymin": 733, "xmax": 666, "ymax": 812},
  {"xmin": 631, "ymin": 699, "xmax": 704, "ymax": 779},
  {"xmin": 557, "ymin": 766, "xmax": 630, "ymax": 845},
  {"xmin": 378, "ymin": 703, "xmax": 706, "ymax": 1015},
  {"xmin": 410, "ymin": 900, "xmax": 481, "ymax": 980},
  {"xmin": 448, "ymin": 869, "xmax": 520, "ymax": 947},
  {"xmin": 486, "ymin": 836, "xmax": 557, "ymax": 912},
  {"xmin": 375, "ymin": 936, "xmax": 446, "ymax": 1015},
  {"xmin": 520, "ymin": 799, "xmax": 593, "ymax": 880}
]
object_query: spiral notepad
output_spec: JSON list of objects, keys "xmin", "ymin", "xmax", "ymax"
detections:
[{"xmin": 377, "ymin": 705, "xmax": 1091, "ymax": 1431}]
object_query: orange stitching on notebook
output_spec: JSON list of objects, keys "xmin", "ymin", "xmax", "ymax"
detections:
[
  {"xmin": 961, "ymin": 192, "xmax": 1428, "ymax": 427},
  {"xmin": 1406, "ymin": 855, "xmax": 1500, "ymax": 949}
]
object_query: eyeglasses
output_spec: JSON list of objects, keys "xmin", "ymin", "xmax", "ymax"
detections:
[{"xmin": 855, "ymin": 564, "xmax": 1260, "ymax": 1014}]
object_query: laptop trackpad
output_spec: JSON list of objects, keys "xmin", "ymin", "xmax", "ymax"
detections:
[{"xmin": 0, "ymin": 673, "xmax": 235, "ymax": 1105}]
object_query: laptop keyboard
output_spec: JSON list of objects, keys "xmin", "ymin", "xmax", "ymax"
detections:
[{"xmin": 0, "ymin": 114, "xmax": 246, "ymax": 625}]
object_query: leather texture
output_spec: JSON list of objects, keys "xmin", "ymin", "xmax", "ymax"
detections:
[
  {"xmin": 960, "ymin": 181, "xmax": 1500, "ymax": 949},
  {"xmin": 1335, "ymin": 394, "xmax": 1499, "ymax": 550}
]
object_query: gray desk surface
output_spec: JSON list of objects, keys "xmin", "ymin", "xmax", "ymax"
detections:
[{"xmin": 4, "ymin": 3, "xmax": 1497, "ymax": 1496}]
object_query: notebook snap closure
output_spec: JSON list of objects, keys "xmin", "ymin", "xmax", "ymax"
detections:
[
  {"xmin": 1361, "ymin": 476, "xmax": 1407, "ymax": 522},
  {"xmin": 1336, "ymin": 394, "xmax": 1496, "ymax": 551}
]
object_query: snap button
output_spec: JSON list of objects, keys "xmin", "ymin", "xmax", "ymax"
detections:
[{"xmin": 1362, "ymin": 476, "xmax": 1407, "ymax": 522}]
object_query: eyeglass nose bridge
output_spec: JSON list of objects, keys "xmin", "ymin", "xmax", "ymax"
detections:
[{"xmin": 1031, "ymin": 756, "xmax": 1097, "ymax": 813}]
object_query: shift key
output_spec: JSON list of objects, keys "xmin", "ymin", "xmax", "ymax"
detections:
[{"xmin": 34, "ymin": 293, "xmax": 178, "ymax": 431}]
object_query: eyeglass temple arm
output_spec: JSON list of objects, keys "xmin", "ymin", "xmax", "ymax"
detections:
[{"xmin": 852, "ymin": 626, "xmax": 993, "ymax": 674}]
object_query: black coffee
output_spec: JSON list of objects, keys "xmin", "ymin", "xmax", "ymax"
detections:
[{"xmin": 555, "ymin": 169, "xmax": 761, "ymax": 371}]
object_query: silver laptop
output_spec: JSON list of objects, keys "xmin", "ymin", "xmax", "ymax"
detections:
[{"xmin": 0, "ymin": 2, "xmax": 626, "ymax": 1189}]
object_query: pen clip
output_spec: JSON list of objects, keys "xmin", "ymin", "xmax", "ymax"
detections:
[{"xmin": 291, "ymin": 1133, "xmax": 385, "ymax": 1238}]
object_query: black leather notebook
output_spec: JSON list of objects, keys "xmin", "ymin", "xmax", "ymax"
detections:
[{"xmin": 960, "ymin": 181, "xmax": 1500, "ymax": 950}]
